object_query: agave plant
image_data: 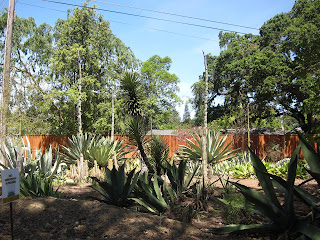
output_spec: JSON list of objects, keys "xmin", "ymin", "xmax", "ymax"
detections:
[
  {"xmin": 298, "ymin": 133, "xmax": 320, "ymax": 186},
  {"xmin": 132, "ymin": 172, "xmax": 176, "ymax": 214},
  {"xmin": 60, "ymin": 133, "xmax": 96, "ymax": 165},
  {"xmin": 37, "ymin": 145, "xmax": 66, "ymax": 180},
  {"xmin": 164, "ymin": 160, "xmax": 199, "ymax": 195},
  {"xmin": 20, "ymin": 172, "xmax": 61, "ymax": 197},
  {"xmin": 88, "ymin": 137, "xmax": 128, "ymax": 168},
  {"xmin": 90, "ymin": 164, "xmax": 140, "ymax": 207},
  {"xmin": 210, "ymin": 147, "xmax": 320, "ymax": 239},
  {"xmin": 179, "ymin": 130, "xmax": 237, "ymax": 164}
]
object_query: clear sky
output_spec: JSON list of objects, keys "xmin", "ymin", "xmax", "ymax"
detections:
[{"xmin": 4, "ymin": 0, "xmax": 296, "ymax": 119}]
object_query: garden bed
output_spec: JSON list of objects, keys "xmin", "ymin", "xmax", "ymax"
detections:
[{"xmin": 1, "ymin": 178, "xmax": 318, "ymax": 240}]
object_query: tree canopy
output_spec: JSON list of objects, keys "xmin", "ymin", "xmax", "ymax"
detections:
[
  {"xmin": 1, "ymin": 3, "xmax": 181, "ymax": 136},
  {"xmin": 193, "ymin": 0, "xmax": 320, "ymax": 133}
]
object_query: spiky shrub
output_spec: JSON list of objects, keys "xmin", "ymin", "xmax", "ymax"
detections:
[
  {"xmin": 132, "ymin": 172, "xmax": 176, "ymax": 214},
  {"xmin": 0, "ymin": 137, "xmax": 35, "ymax": 173},
  {"xmin": 37, "ymin": 145, "xmax": 66, "ymax": 180},
  {"xmin": 210, "ymin": 147, "xmax": 320, "ymax": 239},
  {"xmin": 90, "ymin": 164, "xmax": 140, "ymax": 207},
  {"xmin": 60, "ymin": 133, "xmax": 96, "ymax": 165},
  {"xmin": 164, "ymin": 160, "xmax": 199, "ymax": 195},
  {"xmin": 88, "ymin": 137, "xmax": 128, "ymax": 168},
  {"xmin": 148, "ymin": 135, "xmax": 169, "ymax": 175},
  {"xmin": 178, "ymin": 130, "xmax": 237, "ymax": 164},
  {"xmin": 20, "ymin": 172, "xmax": 61, "ymax": 198}
]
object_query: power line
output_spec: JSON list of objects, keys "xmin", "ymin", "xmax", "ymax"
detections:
[
  {"xmin": 39, "ymin": 0, "xmax": 249, "ymax": 35},
  {"xmin": 91, "ymin": 0, "xmax": 260, "ymax": 31},
  {"xmin": 18, "ymin": 1, "xmax": 218, "ymax": 42}
]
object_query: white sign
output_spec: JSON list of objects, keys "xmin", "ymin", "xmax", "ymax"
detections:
[{"xmin": 1, "ymin": 168, "xmax": 20, "ymax": 204}]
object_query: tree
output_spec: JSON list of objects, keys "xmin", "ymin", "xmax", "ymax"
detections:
[
  {"xmin": 193, "ymin": 0, "xmax": 320, "ymax": 133},
  {"xmin": 50, "ymin": 2, "xmax": 136, "ymax": 134},
  {"xmin": 182, "ymin": 101, "xmax": 191, "ymax": 123},
  {"xmin": 140, "ymin": 55, "xmax": 181, "ymax": 129}
]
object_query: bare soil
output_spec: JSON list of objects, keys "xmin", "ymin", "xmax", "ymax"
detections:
[{"xmin": 0, "ymin": 178, "xmax": 318, "ymax": 240}]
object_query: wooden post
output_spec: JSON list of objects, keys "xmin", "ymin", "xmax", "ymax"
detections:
[
  {"xmin": 202, "ymin": 50, "xmax": 208, "ymax": 183},
  {"xmin": 77, "ymin": 48, "xmax": 83, "ymax": 137}
]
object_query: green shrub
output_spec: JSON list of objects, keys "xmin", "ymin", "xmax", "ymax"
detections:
[{"xmin": 90, "ymin": 164, "xmax": 139, "ymax": 207}]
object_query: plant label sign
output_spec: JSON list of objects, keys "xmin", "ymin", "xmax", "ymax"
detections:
[{"xmin": 1, "ymin": 168, "xmax": 20, "ymax": 204}]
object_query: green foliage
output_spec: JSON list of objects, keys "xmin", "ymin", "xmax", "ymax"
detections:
[
  {"xmin": 88, "ymin": 137, "xmax": 128, "ymax": 168},
  {"xmin": 140, "ymin": 55, "xmax": 181, "ymax": 129},
  {"xmin": 165, "ymin": 160, "xmax": 198, "ymax": 195},
  {"xmin": 148, "ymin": 135, "xmax": 169, "ymax": 175},
  {"xmin": 132, "ymin": 173, "xmax": 176, "ymax": 214},
  {"xmin": 299, "ymin": 133, "xmax": 320, "ymax": 186},
  {"xmin": 218, "ymin": 188, "xmax": 253, "ymax": 224},
  {"xmin": 37, "ymin": 145, "xmax": 66, "ymax": 180},
  {"xmin": 193, "ymin": 0, "xmax": 320, "ymax": 133},
  {"xmin": 20, "ymin": 172, "xmax": 61, "ymax": 198},
  {"xmin": 179, "ymin": 130, "xmax": 237, "ymax": 164},
  {"xmin": 60, "ymin": 133, "xmax": 95, "ymax": 165},
  {"xmin": 231, "ymin": 163, "xmax": 255, "ymax": 179},
  {"xmin": 90, "ymin": 164, "xmax": 139, "ymax": 207},
  {"xmin": 210, "ymin": 147, "xmax": 320, "ymax": 239}
]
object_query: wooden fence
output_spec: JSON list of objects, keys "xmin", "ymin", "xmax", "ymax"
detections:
[{"xmin": 22, "ymin": 134, "xmax": 318, "ymax": 160}]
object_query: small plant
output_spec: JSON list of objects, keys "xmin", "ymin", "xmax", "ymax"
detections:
[
  {"xmin": 90, "ymin": 164, "xmax": 139, "ymax": 207},
  {"xmin": 132, "ymin": 172, "xmax": 176, "ymax": 214},
  {"xmin": 189, "ymin": 177, "xmax": 215, "ymax": 211},
  {"xmin": 164, "ymin": 160, "xmax": 199, "ymax": 195},
  {"xmin": 20, "ymin": 172, "xmax": 61, "ymax": 198}
]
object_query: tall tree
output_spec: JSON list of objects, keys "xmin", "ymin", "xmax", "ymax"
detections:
[
  {"xmin": 182, "ymin": 101, "xmax": 191, "ymax": 123},
  {"xmin": 140, "ymin": 55, "xmax": 181, "ymax": 129},
  {"xmin": 193, "ymin": 0, "xmax": 320, "ymax": 133},
  {"xmin": 50, "ymin": 2, "xmax": 136, "ymax": 134}
]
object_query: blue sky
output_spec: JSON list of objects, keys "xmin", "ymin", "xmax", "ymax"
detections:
[{"xmin": 7, "ymin": 0, "xmax": 296, "ymax": 119}]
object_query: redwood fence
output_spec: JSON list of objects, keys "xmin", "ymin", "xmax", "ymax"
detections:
[{"xmin": 22, "ymin": 134, "xmax": 318, "ymax": 160}]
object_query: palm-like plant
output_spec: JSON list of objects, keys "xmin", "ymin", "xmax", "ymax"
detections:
[
  {"xmin": 179, "ymin": 130, "xmax": 237, "ymax": 164},
  {"xmin": 120, "ymin": 72, "xmax": 154, "ymax": 172}
]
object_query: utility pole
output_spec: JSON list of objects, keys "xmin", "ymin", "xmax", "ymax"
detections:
[
  {"xmin": 202, "ymin": 50, "xmax": 208, "ymax": 184},
  {"xmin": 1, "ymin": 0, "xmax": 15, "ymax": 139}
]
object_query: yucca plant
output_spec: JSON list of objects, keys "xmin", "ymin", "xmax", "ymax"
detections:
[
  {"xmin": 90, "ymin": 164, "xmax": 140, "ymax": 207},
  {"xmin": 132, "ymin": 172, "xmax": 176, "ymax": 214},
  {"xmin": 179, "ymin": 130, "xmax": 237, "ymax": 164},
  {"xmin": 210, "ymin": 147, "xmax": 320, "ymax": 239},
  {"xmin": 60, "ymin": 133, "xmax": 96, "ymax": 165}
]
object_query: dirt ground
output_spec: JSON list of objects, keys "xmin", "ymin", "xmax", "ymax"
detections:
[{"xmin": 0, "ymin": 178, "xmax": 318, "ymax": 240}]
